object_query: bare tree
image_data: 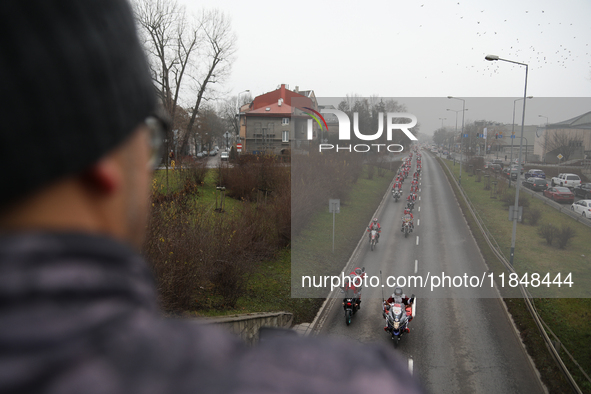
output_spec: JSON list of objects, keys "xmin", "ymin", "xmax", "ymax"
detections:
[
  {"xmin": 543, "ymin": 129, "xmax": 584, "ymax": 162},
  {"xmin": 219, "ymin": 94, "xmax": 252, "ymax": 136},
  {"xmin": 181, "ymin": 9, "xmax": 236, "ymax": 156},
  {"xmin": 134, "ymin": 1, "xmax": 235, "ymax": 160},
  {"xmin": 134, "ymin": 0, "xmax": 199, "ymax": 130}
]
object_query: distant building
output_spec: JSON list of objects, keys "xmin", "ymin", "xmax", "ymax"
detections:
[
  {"xmin": 534, "ymin": 111, "xmax": 591, "ymax": 163},
  {"xmin": 238, "ymin": 84, "xmax": 318, "ymax": 154}
]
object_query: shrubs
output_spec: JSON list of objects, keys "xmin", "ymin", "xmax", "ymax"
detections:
[
  {"xmin": 537, "ymin": 223, "xmax": 576, "ymax": 249},
  {"xmin": 523, "ymin": 207, "xmax": 542, "ymax": 225},
  {"xmin": 556, "ymin": 225, "xmax": 576, "ymax": 249},
  {"xmin": 538, "ymin": 223, "xmax": 558, "ymax": 245},
  {"xmin": 502, "ymin": 191, "xmax": 531, "ymax": 209}
]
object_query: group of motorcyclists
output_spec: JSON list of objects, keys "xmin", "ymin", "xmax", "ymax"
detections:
[{"xmin": 342, "ymin": 147, "xmax": 423, "ymax": 334}]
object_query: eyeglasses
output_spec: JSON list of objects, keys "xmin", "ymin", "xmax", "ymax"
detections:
[{"xmin": 144, "ymin": 111, "xmax": 169, "ymax": 169}]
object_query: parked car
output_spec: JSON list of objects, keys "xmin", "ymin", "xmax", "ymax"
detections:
[
  {"xmin": 195, "ymin": 152, "xmax": 204, "ymax": 158},
  {"xmin": 220, "ymin": 151, "xmax": 229, "ymax": 161},
  {"xmin": 490, "ymin": 164, "xmax": 502, "ymax": 173},
  {"xmin": 209, "ymin": 150, "xmax": 217, "ymax": 156},
  {"xmin": 509, "ymin": 164, "xmax": 524, "ymax": 174},
  {"xmin": 484, "ymin": 162, "xmax": 492, "ymax": 169},
  {"xmin": 570, "ymin": 200, "xmax": 591, "ymax": 218},
  {"xmin": 492, "ymin": 159, "xmax": 504, "ymax": 168},
  {"xmin": 551, "ymin": 173, "xmax": 581, "ymax": 188},
  {"xmin": 502, "ymin": 168, "xmax": 511, "ymax": 178},
  {"xmin": 543, "ymin": 187, "xmax": 575, "ymax": 204},
  {"xmin": 524, "ymin": 169, "xmax": 546, "ymax": 179},
  {"xmin": 522, "ymin": 177, "xmax": 548, "ymax": 192},
  {"xmin": 573, "ymin": 183, "xmax": 591, "ymax": 199}
]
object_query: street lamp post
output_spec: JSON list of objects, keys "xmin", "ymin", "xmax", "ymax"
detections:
[
  {"xmin": 485, "ymin": 54, "xmax": 528, "ymax": 266},
  {"xmin": 509, "ymin": 96, "xmax": 533, "ymax": 186},
  {"xmin": 448, "ymin": 97, "xmax": 466, "ymax": 185}
]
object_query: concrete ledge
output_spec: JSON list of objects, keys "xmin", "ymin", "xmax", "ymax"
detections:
[{"xmin": 200, "ymin": 312, "xmax": 293, "ymax": 345}]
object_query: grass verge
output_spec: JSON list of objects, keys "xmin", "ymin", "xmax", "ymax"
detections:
[
  {"xmin": 188, "ymin": 164, "xmax": 397, "ymax": 324},
  {"xmin": 437, "ymin": 155, "xmax": 591, "ymax": 393}
]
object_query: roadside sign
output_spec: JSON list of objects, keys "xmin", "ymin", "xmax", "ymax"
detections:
[
  {"xmin": 237, "ymin": 143, "xmax": 242, "ymax": 152},
  {"xmin": 557, "ymin": 154, "xmax": 563, "ymax": 160},
  {"xmin": 509, "ymin": 206, "xmax": 523, "ymax": 222},
  {"xmin": 329, "ymin": 199, "xmax": 340, "ymax": 213}
]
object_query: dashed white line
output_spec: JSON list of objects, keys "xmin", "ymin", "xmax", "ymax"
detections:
[
  {"xmin": 414, "ymin": 260, "xmax": 418, "ymax": 274},
  {"xmin": 416, "ymin": 236, "xmax": 420, "ymax": 246},
  {"xmin": 418, "ymin": 206, "xmax": 421, "ymax": 212},
  {"xmin": 417, "ymin": 219, "xmax": 420, "ymax": 226},
  {"xmin": 419, "ymin": 196, "xmax": 421, "ymax": 201},
  {"xmin": 408, "ymin": 358, "xmax": 414, "ymax": 376}
]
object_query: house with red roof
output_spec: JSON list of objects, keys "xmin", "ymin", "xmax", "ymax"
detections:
[{"xmin": 238, "ymin": 84, "xmax": 318, "ymax": 154}]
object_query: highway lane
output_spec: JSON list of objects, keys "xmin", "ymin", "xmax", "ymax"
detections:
[{"xmin": 316, "ymin": 150, "xmax": 545, "ymax": 393}]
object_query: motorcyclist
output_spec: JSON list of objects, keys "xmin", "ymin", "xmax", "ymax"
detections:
[
  {"xmin": 342, "ymin": 267, "xmax": 366, "ymax": 308},
  {"xmin": 383, "ymin": 288, "xmax": 414, "ymax": 332},
  {"xmin": 392, "ymin": 180, "xmax": 402, "ymax": 192},
  {"xmin": 406, "ymin": 193, "xmax": 416, "ymax": 204},
  {"xmin": 410, "ymin": 185, "xmax": 418, "ymax": 193},
  {"xmin": 367, "ymin": 218, "xmax": 381, "ymax": 243},
  {"xmin": 401, "ymin": 209, "xmax": 414, "ymax": 232}
]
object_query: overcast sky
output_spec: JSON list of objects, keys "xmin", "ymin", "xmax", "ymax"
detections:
[{"xmin": 176, "ymin": 0, "xmax": 591, "ymax": 134}]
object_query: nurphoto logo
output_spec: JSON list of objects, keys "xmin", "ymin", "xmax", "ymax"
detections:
[{"xmin": 299, "ymin": 107, "xmax": 418, "ymax": 153}]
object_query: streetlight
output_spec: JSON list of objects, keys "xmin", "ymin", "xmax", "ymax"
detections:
[
  {"xmin": 486, "ymin": 54, "xmax": 529, "ymax": 266},
  {"xmin": 447, "ymin": 109, "xmax": 468, "ymax": 155},
  {"xmin": 508, "ymin": 96, "xmax": 533, "ymax": 186},
  {"xmin": 448, "ymin": 96, "xmax": 466, "ymax": 185},
  {"xmin": 236, "ymin": 90, "xmax": 250, "ymax": 113}
]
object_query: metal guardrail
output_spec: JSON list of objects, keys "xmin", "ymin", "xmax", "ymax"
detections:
[{"xmin": 436, "ymin": 155, "xmax": 585, "ymax": 394}]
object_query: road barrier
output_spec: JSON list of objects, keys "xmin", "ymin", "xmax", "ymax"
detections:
[{"xmin": 437, "ymin": 154, "xmax": 586, "ymax": 394}]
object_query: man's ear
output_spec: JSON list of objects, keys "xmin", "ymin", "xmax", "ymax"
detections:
[{"xmin": 81, "ymin": 156, "xmax": 123, "ymax": 195}]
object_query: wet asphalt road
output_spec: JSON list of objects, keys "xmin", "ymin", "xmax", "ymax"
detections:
[{"xmin": 316, "ymin": 151, "xmax": 545, "ymax": 394}]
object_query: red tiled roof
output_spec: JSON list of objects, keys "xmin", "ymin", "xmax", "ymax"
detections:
[
  {"xmin": 251, "ymin": 84, "xmax": 313, "ymax": 111},
  {"xmin": 246, "ymin": 102, "xmax": 292, "ymax": 116}
]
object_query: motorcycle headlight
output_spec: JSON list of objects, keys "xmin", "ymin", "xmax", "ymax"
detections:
[{"xmin": 394, "ymin": 321, "xmax": 400, "ymax": 329}]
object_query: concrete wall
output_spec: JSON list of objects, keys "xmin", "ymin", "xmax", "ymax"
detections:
[{"xmin": 200, "ymin": 311, "xmax": 293, "ymax": 345}]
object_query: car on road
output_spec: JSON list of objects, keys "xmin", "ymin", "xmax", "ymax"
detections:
[
  {"xmin": 501, "ymin": 168, "xmax": 511, "ymax": 178},
  {"xmin": 220, "ymin": 151, "xmax": 229, "ymax": 161},
  {"xmin": 573, "ymin": 183, "xmax": 591, "ymax": 199},
  {"xmin": 490, "ymin": 164, "xmax": 502, "ymax": 173},
  {"xmin": 522, "ymin": 177, "xmax": 548, "ymax": 192},
  {"xmin": 209, "ymin": 150, "xmax": 217, "ymax": 156},
  {"xmin": 551, "ymin": 173, "xmax": 581, "ymax": 189},
  {"xmin": 570, "ymin": 200, "xmax": 591, "ymax": 218},
  {"xmin": 492, "ymin": 159, "xmax": 504, "ymax": 168},
  {"xmin": 484, "ymin": 161, "xmax": 492, "ymax": 169},
  {"xmin": 543, "ymin": 186, "xmax": 575, "ymax": 204},
  {"xmin": 524, "ymin": 169, "xmax": 546, "ymax": 179}
]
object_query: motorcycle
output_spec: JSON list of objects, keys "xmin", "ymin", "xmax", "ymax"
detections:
[
  {"xmin": 384, "ymin": 295, "xmax": 416, "ymax": 347},
  {"xmin": 343, "ymin": 268, "xmax": 365, "ymax": 325},
  {"xmin": 406, "ymin": 200, "xmax": 414, "ymax": 212},
  {"xmin": 369, "ymin": 229, "xmax": 378, "ymax": 251},
  {"xmin": 402, "ymin": 218, "xmax": 412, "ymax": 238},
  {"xmin": 392, "ymin": 189, "xmax": 401, "ymax": 202}
]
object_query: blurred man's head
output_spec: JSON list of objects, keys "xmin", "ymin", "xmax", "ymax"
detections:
[{"xmin": 0, "ymin": 0, "xmax": 163, "ymax": 248}]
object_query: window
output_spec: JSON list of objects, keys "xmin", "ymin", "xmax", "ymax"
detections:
[
  {"xmin": 282, "ymin": 118, "xmax": 289, "ymax": 125},
  {"xmin": 282, "ymin": 130, "xmax": 289, "ymax": 143},
  {"xmin": 567, "ymin": 176, "xmax": 580, "ymax": 180}
]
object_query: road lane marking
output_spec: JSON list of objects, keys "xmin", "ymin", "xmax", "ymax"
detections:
[
  {"xmin": 416, "ymin": 236, "xmax": 419, "ymax": 246},
  {"xmin": 417, "ymin": 219, "xmax": 420, "ymax": 226},
  {"xmin": 408, "ymin": 358, "xmax": 414, "ymax": 376},
  {"xmin": 414, "ymin": 260, "xmax": 418, "ymax": 274},
  {"xmin": 418, "ymin": 206, "xmax": 420, "ymax": 212},
  {"xmin": 419, "ymin": 196, "xmax": 421, "ymax": 201}
]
